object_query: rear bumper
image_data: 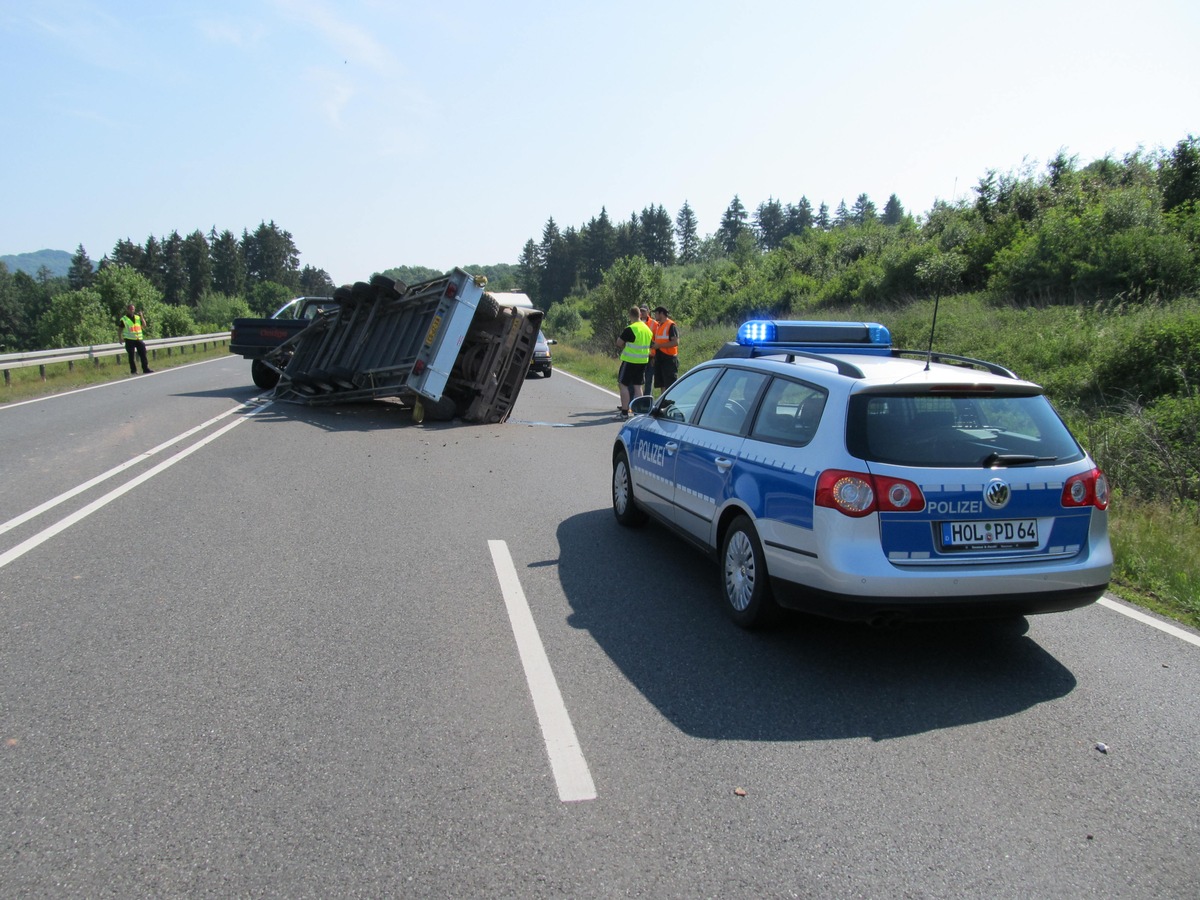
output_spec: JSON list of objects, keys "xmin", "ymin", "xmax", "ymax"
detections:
[{"xmin": 770, "ymin": 578, "xmax": 1107, "ymax": 623}]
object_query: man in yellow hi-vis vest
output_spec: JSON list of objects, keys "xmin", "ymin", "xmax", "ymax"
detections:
[
  {"xmin": 120, "ymin": 303, "xmax": 153, "ymax": 375},
  {"xmin": 615, "ymin": 306, "xmax": 653, "ymax": 418}
]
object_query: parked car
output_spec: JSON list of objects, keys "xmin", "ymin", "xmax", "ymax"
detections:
[
  {"xmin": 529, "ymin": 330, "xmax": 554, "ymax": 377},
  {"xmin": 611, "ymin": 320, "xmax": 1112, "ymax": 628},
  {"xmin": 230, "ymin": 296, "xmax": 340, "ymax": 389}
]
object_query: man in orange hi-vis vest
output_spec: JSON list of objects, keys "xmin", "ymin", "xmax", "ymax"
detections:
[{"xmin": 650, "ymin": 306, "xmax": 679, "ymax": 392}]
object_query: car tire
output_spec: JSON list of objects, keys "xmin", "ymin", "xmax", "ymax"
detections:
[
  {"xmin": 612, "ymin": 450, "xmax": 648, "ymax": 527},
  {"xmin": 544, "ymin": 367, "xmax": 552, "ymax": 378},
  {"xmin": 721, "ymin": 516, "xmax": 778, "ymax": 629},
  {"xmin": 251, "ymin": 358, "xmax": 280, "ymax": 390}
]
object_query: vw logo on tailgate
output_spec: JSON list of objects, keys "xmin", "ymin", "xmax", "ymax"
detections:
[{"xmin": 983, "ymin": 478, "xmax": 1011, "ymax": 510}]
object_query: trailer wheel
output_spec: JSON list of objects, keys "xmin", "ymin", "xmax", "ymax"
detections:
[
  {"xmin": 473, "ymin": 293, "xmax": 500, "ymax": 323},
  {"xmin": 251, "ymin": 358, "xmax": 280, "ymax": 390},
  {"xmin": 422, "ymin": 395, "xmax": 459, "ymax": 422},
  {"xmin": 370, "ymin": 274, "xmax": 406, "ymax": 299}
]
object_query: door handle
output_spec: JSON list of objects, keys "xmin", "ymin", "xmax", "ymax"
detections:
[
  {"xmin": 665, "ymin": 442, "xmax": 679, "ymax": 454},
  {"xmin": 715, "ymin": 457, "xmax": 733, "ymax": 471}
]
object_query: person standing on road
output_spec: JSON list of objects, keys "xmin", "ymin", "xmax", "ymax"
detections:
[
  {"xmin": 120, "ymin": 303, "xmax": 153, "ymax": 375},
  {"xmin": 650, "ymin": 306, "xmax": 679, "ymax": 393},
  {"xmin": 616, "ymin": 306, "xmax": 653, "ymax": 418},
  {"xmin": 639, "ymin": 305, "xmax": 655, "ymax": 399}
]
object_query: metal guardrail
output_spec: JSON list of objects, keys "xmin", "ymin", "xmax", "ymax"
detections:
[{"xmin": 1, "ymin": 332, "xmax": 231, "ymax": 385}]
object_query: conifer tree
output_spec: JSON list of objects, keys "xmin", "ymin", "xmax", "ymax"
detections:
[
  {"xmin": 718, "ymin": 195, "xmax": 749, "ymax": 253},
  {"xmin": 140, "ymin": 236, "xmax": 164, "ymax": 291},
  {"xmin": 210, "ymin": 229, "xmax": 245, "ymax": 298},
  {"xmin": 833, "ymin": 200, "xmax": 851, "ymax": 228},
  {"xmin": 110, "ymin": 238, "xmax": 144, "ymax": 271},
  {"xmin": 675, "ymin": 201, "xmax": 700, "ymax": 264},
  {"xmin": 785, "ymin": 197, "xmax": 814, "ymax": 235},
  {"xmin": 161, "ymin": 230, "xmax": 188, "ymax": 304},
  {"xmin": 640, "ymin": 204, "xmax": 676, "ymax": 266},
  {"xmin": 582, "ymin": 207, "xmax": 617, "ymax": 286},
  {"xmin": 67, "ymin": 244, "xmax": 95, "ymax": 290},
  {"xmin": 754, "ymin": 198, "xmax": 786, "ymax": 250},
  {"xmin": 616, "ymin": 212, "xmax": 642, "ymax": 261},
  {"xmin": 881, "ymin": 194, "xmax": 906, "ymax": 226},
  {"xmin": 851, "ymin": 194, "xmax": 877, "ymax": 225},
  {"xmin": 182, "ymin": 230, "xmax": 212, "ymax": 305},
  {"xmin": 517, "ymin": 239, "xmax": 540, "ymax": 303}
]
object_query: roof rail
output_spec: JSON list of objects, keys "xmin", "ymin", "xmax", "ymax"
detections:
[
  {"xmin": 751, "ymin": 346, "xmax": 869, "ymax": 378},
  {"xmin": 892, "ymin": 349, "xmax": 1019, "ymax": 379}
]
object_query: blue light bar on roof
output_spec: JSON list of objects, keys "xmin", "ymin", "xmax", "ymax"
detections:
[
  {"xmin": 737, "ymin": 321, "xmax": 777, "ymax": 344},
  {"xmin": 736, "ymin": 319, "xmax": 892, "ymax": 349}
]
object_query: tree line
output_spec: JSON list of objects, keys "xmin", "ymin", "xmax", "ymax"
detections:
[
  {"xmin": 0, "ymin": 220, "xmax": 533, "ymax": 353},
  {"xmin": 525, "ymin": 136, "xmax": 1200, "ymax": 340},
  {"xmin": 518, "ymin": 192, "xmax": 911, "ymax": 311},
  {"xmin": 0, "ymin": 221, "xmax": 336, "ymax": 351}
]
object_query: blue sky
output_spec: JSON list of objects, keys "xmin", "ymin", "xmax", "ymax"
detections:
[{"xmin": 2, "ymin": 0, "xmax": 1198, "ymax": 286}]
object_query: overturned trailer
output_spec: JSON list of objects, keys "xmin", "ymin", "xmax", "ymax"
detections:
[{"xmin": 260, "ymin": 268, "xmax": 543, "ymax": 424}]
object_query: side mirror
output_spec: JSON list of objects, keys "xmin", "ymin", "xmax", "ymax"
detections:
[{"xmin": 629, "ymin": 394, "xmax": 654, "ymax": 415}]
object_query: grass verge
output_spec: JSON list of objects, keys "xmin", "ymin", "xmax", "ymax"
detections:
[
  {"xmin": 0, "ymin": 342, "xmax": 232, "ymax": 404},
  {"xmin": 1108, "ymin": 498, "xmax": 1200, "ymax": 630}
]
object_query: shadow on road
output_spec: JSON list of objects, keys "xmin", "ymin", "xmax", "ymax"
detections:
[
  {"xmin": 225, "ymin": 397, "xmax": 491, "ymax": 433},
  {"xmin": 173, "ymin": 385, "xmax": 265, "ymax": 403},
  {"xmin": 555, "ymin": 508, "xmax": 1076, "ymax": 742}
]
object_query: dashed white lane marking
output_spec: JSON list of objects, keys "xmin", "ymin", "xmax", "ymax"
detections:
[{"xmin": 488, "ymin": 539, "xmax": 597, "ymax": 803}]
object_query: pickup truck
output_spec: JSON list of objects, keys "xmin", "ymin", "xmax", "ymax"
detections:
[
  {"xmin": 246, "ymin": 270, "xmax": 543, "ymax": 424},
  {"xmin": 230, "ymin": 296, "xmax": 339, "ymax": 389}
]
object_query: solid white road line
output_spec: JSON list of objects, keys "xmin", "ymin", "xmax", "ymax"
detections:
[
  {"xmin": 0, "ymin": 355, "xmax": 232, "ymax": 410},
  {"xmin": 1098, "ymin": 595, "xmax": 1200, "ymax": 648},
  {"xmin": 488, "ymin": 539, "xmax": 597, "ymax": 803},
  {"xmin": 0, "ymin": 404, "xmax": 249, "ymax": 537},
  {"xmin": 0, "ymin": 403, "xmax": 269, "ymax": 571},
  {"xmin": 556, "ymin": 367, "xmax": 619, "ymax": 399}
]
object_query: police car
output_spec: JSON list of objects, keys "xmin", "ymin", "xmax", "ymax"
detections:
[{"xmin": 611, "ymin": 320, "xmax": 1112, "ymax": 628}]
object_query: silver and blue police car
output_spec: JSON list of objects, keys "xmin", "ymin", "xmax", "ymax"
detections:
[{"xmin": 611, "ymin": 320, "xmax": 1112, "ymax": 628}]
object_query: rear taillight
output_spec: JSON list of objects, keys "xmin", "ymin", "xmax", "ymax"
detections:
[
  {"xmin": 1062, "ymin": 468, "xmax": 1110, "ymax": 510},
  {"xmin": 816, "ymin": 470, "xmax": 925, "ymax": 517}
]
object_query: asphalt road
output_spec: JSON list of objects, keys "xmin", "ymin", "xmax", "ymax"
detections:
[{"xmin": 1, "ymin": 356, "xmax": 1197, "ymax": 898}]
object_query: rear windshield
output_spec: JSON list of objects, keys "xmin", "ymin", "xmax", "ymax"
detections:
[{"xmin": 846, "ymin": 393, "xmax": 1085, "ymax": 467}]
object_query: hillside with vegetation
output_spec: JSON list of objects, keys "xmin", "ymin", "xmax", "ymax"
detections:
[{"xmin": 0, "ymin": 249, "xmax": 71, "ymax": 278}]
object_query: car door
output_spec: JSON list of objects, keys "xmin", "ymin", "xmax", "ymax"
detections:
[
  {"xmin": 630, "ymin": 366, "xmax": 722, "ymax": 524},
  {"xmin": 738, "ymin": 377, "xmax": 829, "ymax": 560},
  {"xmin": 671, "ymin": 368, "xmax": 769, "ymax": 545}
]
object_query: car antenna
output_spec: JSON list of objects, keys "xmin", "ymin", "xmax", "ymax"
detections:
[{"xmin": 925, "ymin": 289, "xmax": 942, "ymax": 371}]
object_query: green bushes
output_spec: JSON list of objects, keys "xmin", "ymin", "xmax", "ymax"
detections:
[
  {"xmin": 1089, "ymin": 303, "xmax": 1200, "ymax": 399},
  {"xmin": 194, "ymin": 293, "xmax": 253, "ymax": 331}
]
